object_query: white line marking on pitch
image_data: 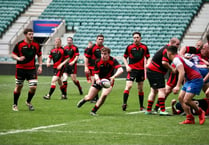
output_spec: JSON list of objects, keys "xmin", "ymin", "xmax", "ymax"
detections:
[
  {"xmin": 41, "ymin": 130, "xmax": 173, "ymax": 137},
  {"xmin": 126, "ymin": 107, "xmax": 171, "ymax": 115},
  {"xmin": 0, "ymin": 123, "xmax": 66, "ymax": 136}
]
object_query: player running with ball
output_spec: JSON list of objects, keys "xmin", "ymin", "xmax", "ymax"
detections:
[{"xmin": 77, "ymin": 47, "xmax": 123, "ymax": 115}]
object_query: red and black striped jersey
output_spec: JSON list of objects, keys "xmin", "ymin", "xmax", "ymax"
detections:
[
  {"xmin": 64, "ymin": 44, "xmax": 79, "ymax": 63},
  {"xmin": 49, "ymin": 47, "xmax": 68, "ymax": 68},
  {"xmin": 185, "ymin": 46, "xmax": 200, "ymax": 54},
  {"xmin": 148, "ymin": 44, "xmax": 171, "ymax": 74},
  {"xmin": 94, "ymin": 56, "xmax": 121, "ymax": 79},
  {"xmin": 12, "ymin": 40, "xmax": 42, "ymax": 69},
  {"xmin": 84, "ymin": 44, "xmax": 104, "ymax": 67},
  {"xmin": 124, "ymin": 43, "xmax": 150, "ymax": 70}
]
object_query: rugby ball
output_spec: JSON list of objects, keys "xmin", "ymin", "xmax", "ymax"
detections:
[{"xmin": 100, "ymin": 79, "xmax": 111, "ymax": 88}]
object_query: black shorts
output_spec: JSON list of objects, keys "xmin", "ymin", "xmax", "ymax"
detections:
[
  {"xmin": 53, "ymin": 67, "xmax": 64, "ymax": 77},
  {"xmin": 126, "ymin": 69, "xmax": 144, "ymax": 82},
  {"xmin": 147, "ymin": 68, "xmax": 165, "ymax": 89},
  {"xmin": 166, "ymin": 71, "xmax": 178, "ymax": 88},
  {"xmin": 16, "ymin": 68, "xmax": 37, "ymax": 81},
  {"xmin": 92, "ymin": 81, "xmax": 102, "ymax": 90},
  {"xmin": 64, "ymin": 64, "xmax": 77, "ymax": 74}
]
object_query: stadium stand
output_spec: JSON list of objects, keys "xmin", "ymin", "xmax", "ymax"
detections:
[
  {"xmin": 0, "ymin": 0, "xmax": 32, "ymax": 38},
  {"xmin": 39, "ymin": 0, "xmax": 204, "ymax": 58}
]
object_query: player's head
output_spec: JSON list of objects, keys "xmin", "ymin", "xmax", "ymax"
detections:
[
  {"xmin": 23, "ymin": 28, "xmax": 34, "ymax": 42},
  {"xmin": 67, "ymin": 37, "xmax": 73, "ymax": 46},
  {"xmin": 132, "ymin": 32, "xmax": 141, "ymax": 46},
  {"xmin": 88, "ymin": 41, "xmax": 93, "ymax": 48},
  {"xmin": 54, "ymin": 37, "xmax": 62, "ymax": 48},
  {"xmin": 169, "ymin": 37, "xmax": 180, "ymax": 48},
  {"xmin": 96, "ymin": 34, "xmax": 104, "ymax": 47},
  {"xmin": 101, "ymin": 47, "xmax": 110, "ymax": 61},
  {"xmin": 195, "ymin": 40, "xmax": 203, "ymax": 49},
  {"xmin": 166, "ymin": 45, "xmax": 178, "ymax": 61},
  {"xmin": 201, "ymin": 43, "xmax": 209, "ymax": 57}
]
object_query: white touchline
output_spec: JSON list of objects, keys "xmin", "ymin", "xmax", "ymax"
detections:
[
  {"xmin": 126, "ymin": 107, "xmax": 171, "ymax": 115},
  {"xmin": 0, "ymin": 123, "xmax": 66, "ymax": 136}
]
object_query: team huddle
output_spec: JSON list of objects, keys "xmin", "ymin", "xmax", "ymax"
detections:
[{"xmin": 11, "ymin": 28, "xmax": 209, "ymax": 125}]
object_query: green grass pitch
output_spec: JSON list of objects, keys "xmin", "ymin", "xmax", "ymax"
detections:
[{"xmin": 0, "ymin": 75, "xmax": 208, "ymax": 145}]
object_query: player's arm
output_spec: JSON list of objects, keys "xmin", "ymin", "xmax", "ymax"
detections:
[
  {"xmin": 94, "ymin": 74, "xmax": 100, "ymax": 84},
  {"xmin": 84, "ymin": 56, "xmax": 90, "ymax": 73},
  {"xmin": 57, "ymin": 57, "xmax": 70, "ymax": 70},
  {"xmin": 70, "ymin": 55, "xmax": 79, "ymax": 66},
  {"xmin": 162, "ymin": 60, "xmax": 176, "ymax": 73},
  {"xmin": 145, "ymin": 57, "xmax": 151, "ymax": 68},
  {"xmin": 37, "ymin": 55, "xmax": 43, "ymax": 74},
  {"xmin": 11, "ymin": 53, "xmax": 25, "ymax": 61},
  {"xmin": 173, "ymin": 64, "xmax": 184, "ymax": 94},
  {"xmin": 46, "ymin": 57, "xmax": 52, "ymax": 67},
  {"xmin": 110, "ymin": 67, "xmax": 123, "ymax": 85},
  {"xmin": 123, "ymin": 56, "xmax": 131, "ymax": 72},
  {"xmin": 179, "ymin": 46, "xmax": 186, "ymax": 56}
]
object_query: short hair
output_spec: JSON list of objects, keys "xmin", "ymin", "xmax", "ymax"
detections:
[
  {"xmin": 97, "ymin": 34, "xmax": 104, "ymax": 39},
  {"xmin": 167, "ymin": 45, "xmax": 178, "ymax": 54},
  {"xmin": 101, "ymin": 47, "xmax": 111, "ymax": 54},
  {"xmin": 67, "ymin": 36, "xmax": 73, "ymax": 40},
  {"xmin": 206, "ymin": 33, "xmax": 209, "ymax": 41},
  {"xmin": 132, "ymin": 32, "xmax": 141, "ymax": 37},
  {"xmin": 23, "ymin": 28, "xmax": 33, "ymax": 35}
]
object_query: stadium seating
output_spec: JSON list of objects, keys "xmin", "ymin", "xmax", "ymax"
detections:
[
  {"xmin": 0, "ymin": 0, "xmax": 32, "ymax": 37},
  {"xmin": 39, "ymin": 0, "xmax": 203, "ymax": 58}
]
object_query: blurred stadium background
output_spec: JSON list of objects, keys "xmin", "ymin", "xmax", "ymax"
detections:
[{"xmin": 0, "ymin": 0, "xmax": 208, "ymax": 75}]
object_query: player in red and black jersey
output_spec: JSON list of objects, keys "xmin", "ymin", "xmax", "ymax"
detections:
[
  {"xmin": 84, "ymin": 34, "xmax": 104, "ymax": 102},
  {"xmin": 122, "ymin": 32, "xmax": 151, "ymax": 111},
  {"xmin": 43, "ymin": 37, "xmax": 69, "ymax": 100},
  {"xmin": 154, "ymin": 40, "xmax": 204, "ymax": 112},
  {"xmin": 84, "ymin": 41, "xmax": 93, "ymax": 83},
  {"xmin": 11, "ymin": 28, "xmax": 42, "ymax": 111},
  {"xmin": 145, "ymin": 37, "xmax": 180, "ymax": 115},
  {"xmin": 179, "ymin": 40, "xmax": 203, "ymax": 57},
  {"xmin": 63, "ymin": 37, "xmax": 83, "ymax": 95},
  {"xmin": 77, "ymin": 47, "xmax": 123, "ymax": 115}
]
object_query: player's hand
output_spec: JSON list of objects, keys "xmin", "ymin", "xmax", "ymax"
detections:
[
  {"xmin": 57, "ymin": 64, "xmax": 62, "ymax": 70},
  {"xmin": 126, "ymin": 66, "xmax": 131, "ymax": 72},
  {"xmin": 46, "ymin": 63, "xmax": 51, "ymax": 67},
  {"xmin": 37, "ymin": 66, "xmax": 42, "ymax": 75},
  {"xmin": 110, "ymin": 76, "xmax": 115, "ymax": 85},
  {"xmin": 18, "ymin": 56, "xmax": 25, "ymax": 61},
  {"xmin": 173, "ymin": 86, "xmax": 180, "ymax": 94},
  {"xmin": 85, "ymin": 67, "xmax": 90, "ymax": 74}
]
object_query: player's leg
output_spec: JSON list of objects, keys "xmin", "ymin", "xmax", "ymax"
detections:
[
  {"xmin": 13, "ymin": 68, "xmax": 24, "ymax": 111},
  {"xmin": 77, "ymin": 85, "xmax": 100, "ymax": 108},
  {"xmin": 122, "ymin": 80, "xmax": 133, "ymax": 111},
  {"xmin": 137, "ymin": 81, "xmax": 145, "ymax": 111},
  {"xmin": 91, "ymin": 87, "xmax": 112, "ymax": 115},
  {"xmin": 43, "ymin": 75, "xmax": 59, "ymax": 99},
  {"xmin": 71, "ymin": 73, "xmax": 83, "ymax": 95},
  {"xmin": 145, "ymin": 87, "xmax": 158, "ymax": 114},
  {"xmin": 62, "ymin": 72, "xmax": 68, "ymax": 95},
  {"xmin": 58, "ymin": 77, "xmax": 67, "ymax": 99}
]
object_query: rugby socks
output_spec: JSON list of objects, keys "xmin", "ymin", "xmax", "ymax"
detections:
[
  {"xmin": 63, "ymin": 81, "xmax": 67, "ymax": 93},
  {"xmin": 60, "ymin": 85, "xmax": 66, "ymax": 95},
  {"xmin": 49, "ymin": 85, "xmax": 56, "ymax": 96},
  {"xmin": 27, "ymin": 91, "xmax": 35, "ymax": 103},
  {"xmin": 158, "ymin": 98, "xmax": 166, "ymax": 112},
  {"xmin": 74, "ymin": 80, "xmax": 82, "ymax": 90},
  {"xmin": 138, "ymin": 92, "xmax": 144, "ymax": 108},
  {"xmin": 14, "ymin": 91, "xmax": 20, "ymax": 105},
  {"xmin": 154, "ymin": 101, "xmax": 160, "ymax": 111},
  {"xmin": 123, "ymin": 90, "xmax": 129, "ymax": 104},
  {"xmin": 147, "ymin": 100, "xmax": 153, "ymax": 112},
  {"xmin": 91, "ymin": 105, "xmax": 99, "ymax": 113}
]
